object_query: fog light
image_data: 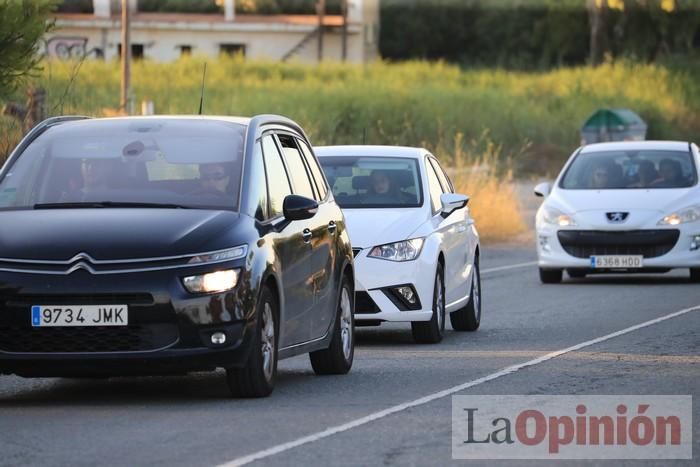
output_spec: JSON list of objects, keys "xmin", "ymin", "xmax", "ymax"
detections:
[
  {"xmin": 395, "ymin": 286, "xmax": 416, "ymax": 304},
  {"xmin": 539, "ymin": 236, "xmax": 551, "ymax": 252},
  {"xmin": 211, "ymin": 332, "xmax": 227, "ymax": 345},
  {"xmin": 691, "ymin": 235, "xmax": 700, "ymax": 251}
]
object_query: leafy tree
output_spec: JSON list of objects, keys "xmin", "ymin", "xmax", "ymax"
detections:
[{"xmin": 0, "ymin": 0, "xmax": 57, "ymax": 98}]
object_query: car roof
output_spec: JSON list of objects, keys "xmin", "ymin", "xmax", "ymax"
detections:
[
  {"xmin": 580, "ymin": 141, "xmax": 692, "ymax": 153},
  {"xmin": 57, "ymin": 115, "xmax": 253, "ymax": 126},
  {"xmin": 315, "ymin": 145, "xmax": 427, "ymax": 159}
]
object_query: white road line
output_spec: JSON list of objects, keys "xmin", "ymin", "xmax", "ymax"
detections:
[
  {"xmin": 219, "ymin": 304, "xmax": 700, "ymax": 467},
  {"xmin": 481, "ymin": 261, "xmax": 537, "ymax": 274}
]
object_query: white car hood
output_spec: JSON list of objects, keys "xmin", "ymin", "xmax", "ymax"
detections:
[
  {"xmin": 552, "ymin": 187, "xmax": 698, "ymax": 214},
  {"xmin": 547, "ymin": 186, "xmax": 700, "ymax": 230},
  {"xmin": 341, "ymin": 208, "xmax": 429, "ymax": 248}
]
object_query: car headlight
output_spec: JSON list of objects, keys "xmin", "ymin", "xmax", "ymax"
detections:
[
  {"xmin": 187, "ymin": 245, "xmax": 247, "ymax": 265},
  {"xmin": 183, "ymin": 269, "xmax": 240, "ymax": 294},
  {"xmin": 540, "ymin": 205, "xmax": 576, "ymax": 227},
  {"xmin": 658, "ymin": 205, "xmax": 700, "ymax": 226},
  {"xmin": 368, "ymin": 238, "xmax": 424, "ymax": 262}
]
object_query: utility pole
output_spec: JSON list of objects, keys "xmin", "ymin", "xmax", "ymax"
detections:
[
  {"xmin": 341, "ymin": 0, "xmax": 348, "ymax": 61},
  {"xmin": 120, "ymin": 0, "xmax": 131, "ymax": 112},
  {"xmin": 317, "ymin": 0, "xmax": 325, "ymax": 62}
]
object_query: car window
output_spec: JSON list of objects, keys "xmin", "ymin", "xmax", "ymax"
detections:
[
  {"xmin": 249, "ymin": 141, "xmax": 268, "ymax": 221},
  {"xmin": 277, "ymin": 135, "xmax": 316, "ymax": 200},
  {"xmin": 428, "ymin": 157, "xmax": 453, "ymax": 193},
  {"xmin": 426, "ymin": 160, "xmax": 444, "ymax": 213},
  {"xmin": 297, "ymin": 139, "xmax": 328, "ymax": 201},
  {"xmin": 0, "ymin": 118, "xmax": 245, "ymax": 211},
  {"xmin": 262, "ymin": 135, "xmax": 292, "ymax": 219},
  {"xmin": 560, "ymin": 149, "xmax": 697, "ymax": 189},
  {"xmin": 318, "ymin": 156, "xmax": 422, "ymax": 208}
]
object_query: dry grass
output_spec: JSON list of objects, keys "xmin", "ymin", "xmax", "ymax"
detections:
[
  {"xmin": 450, "ymin": 168, "xmax": 527, "ymax": 244},
  {"xmin": 443, "ymin": 134, "xmax": 527, "ymax": 243}
]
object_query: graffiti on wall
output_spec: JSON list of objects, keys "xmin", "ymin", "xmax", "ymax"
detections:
[{"xmin": 46, "ymin": 36, "xmax": 100, "ymax": 60}]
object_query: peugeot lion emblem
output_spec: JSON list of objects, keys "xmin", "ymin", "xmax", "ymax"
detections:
[{"xmin": 606, "ymin": 212, "xmax": 629, "ymax": 223}]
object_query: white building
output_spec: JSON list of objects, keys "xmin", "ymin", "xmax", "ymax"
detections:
[{"xmin": 46, "ymin": 0, "xmax": 380, "ymax": 64}]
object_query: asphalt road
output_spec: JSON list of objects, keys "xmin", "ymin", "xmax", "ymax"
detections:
[{"xmin": 1, "ymin": 246, "xmax": 698, "ymax": 467}]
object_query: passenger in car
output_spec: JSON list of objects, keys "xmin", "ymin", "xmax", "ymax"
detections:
[
  {"xmin": 589, "ymin": 163, "xmax": 611, "ymax": 189},
  {"xmin": 651, "ymin": 159, "xmax": 684, "ymax": 187},
  {"xmin": 82, "ymin": 158, "xmax": 118, "ymax": 193},
  {"xmin": 363, "ymin": 170, "xmax": 407, "ymax": 204},
  {"xmin": 197, "ymin": 163, "xmax": 231, "ymax": 195}
]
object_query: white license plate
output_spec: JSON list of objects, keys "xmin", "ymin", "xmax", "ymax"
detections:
[
  {"xmin": 590, "ymin": 255, "xmax": 644, "ymax": 268},
  {"xmin": 31, "ymin": 305, "xmax": 129, "ymax": 327}
]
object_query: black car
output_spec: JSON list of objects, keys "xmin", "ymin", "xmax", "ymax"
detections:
[{"xmin": 0, "ymin": 115, "xmax": 355, "ymax": 397}]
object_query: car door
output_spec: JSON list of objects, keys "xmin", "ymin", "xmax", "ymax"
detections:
[
  {"xmin": 426, "ymin": 156, "xmax": 469, "ymax": 306},
  {"xmin": 276, "ymin": 133, "xmax": 327, "ymax": 342},
  {"xmin": 261, "ymin": 134, "xmax": 312, "ymax": 347},
  {"xmin": 296, "ymin": 138, "xmax": 337, "ymax": 339}
]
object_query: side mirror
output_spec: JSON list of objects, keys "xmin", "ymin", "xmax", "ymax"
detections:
[
  {"xmin": 534, "ymin": 182, "xmax": 551, "ymax": 198},
  {"xmin": 440, "ymin": 193, "xmax": 469, "ymax": 218},
  {"xmin": 283, "ymin": 195, "xmax": 318, "ymax": 221}
]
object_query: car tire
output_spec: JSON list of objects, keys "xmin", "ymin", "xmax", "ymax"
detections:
[
  {"xmin": 691, "ymin": 268, "xmax": 700, "ymax": 283},
  {"xmin": 567, "ymin": 269, "xmax": 587, "ymax": 279},
  {"xmin": 226, "ymin": 286, "xmax": 278, "ymax": 398},
  {"xmin": 450, "ymin": 256, "xmax": 481, "ymax": 332},
  {"xmin": 310, "ymin": 275, "xmax": 355, "ymax": 375},
  {"xmin": 412, "ymin": 263, "xmax": 445, "ymax": 344},
  {"xmin": 539, "ymin": 268, "xmax": 563, "ymax": 284}
]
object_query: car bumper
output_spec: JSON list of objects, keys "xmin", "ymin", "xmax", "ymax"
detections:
[
  {"xmin": 352, "ymin": 249, "xmax": 434, "ymax": 323},
  {"xmin": 0, "ymin": 263, "xmax": 259, "ymax": 377},
  {"xmin": 536, "ymin": 224, "xmax": 700, "ymax": 270}
]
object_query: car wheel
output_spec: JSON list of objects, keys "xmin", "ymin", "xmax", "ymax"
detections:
[
  {"xmin": 310, "ymin": 275, "xmax": 355, "ymax": 375},
  {"xmin": 567, "ymin": 269, "xmax": 587, "ymax": 279},
  {"xmin": 691, "ymin": 268, "xmax": 700, "ymax": 283},
  {"xmin": 539, "ymin": 268, "xmax": 563, "ymax": 284},
  {"xmin": 412, "ymin": 263, "xmax": 445, "ymax": 344},
  {"xmin": 226, "ymin": 286, "xmax": 278, "ymax": 398},
  {"xmin": 450, "ymin": 256, "xmax": 481, "ymax": 332}
]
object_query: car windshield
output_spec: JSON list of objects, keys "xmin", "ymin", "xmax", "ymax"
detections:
[
  {"xmin": 0, "ymin": 118, "xmax": 246, "ymax": 211},
  {"xmin": 560, "ymin": 149, "xmax": 697, "ymax": 190},
  {"xmin": 318, "ymin": 156, "xmax": 423, "ymax": 208}
]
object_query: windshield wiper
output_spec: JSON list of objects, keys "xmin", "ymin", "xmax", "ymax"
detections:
[{"xmin": 34, "ymin": 201, "xmax": 190, "ymax": 210}]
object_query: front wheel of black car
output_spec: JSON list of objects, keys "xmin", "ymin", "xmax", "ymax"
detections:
[
  {"xmin": 691, "ymin": 268, "xmax": 700, "ymax": 283},
  {"xmin": 310, "ymin": 276, "xmax": 355, "ymax": 375},
  {"xmin": 227, "ymin": 286, "xmax": 278, "ymax": 398}
]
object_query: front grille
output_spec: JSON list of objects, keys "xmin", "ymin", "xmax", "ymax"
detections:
[
  {"xmin": 0, "ymin": 293, "xmax": 177, "ymax": 353},
  {"xmin": 0, "ymin": 323, "xmax": 178, "ymax": 353},
  {"xmin": 352, "ymin": 248, "xmax": 362, "ymax": 258},
  {"xmin": 558, "ymin": 230, "xmax": 680, "ymax": 259},
  {"xmin": 355, "ymin": 291, "xmax": 380, "ymax": 314}
]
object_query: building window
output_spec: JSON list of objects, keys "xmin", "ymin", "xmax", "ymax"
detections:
[
  {"xmin": 178, "ymin": 45, "xmax": 192, "ymax": 56},
  {"xmin": 219, "ymin": 44, "xmax": 246, "ymax": 57},
  {"xmin": 117, "ymin": 43, "xmax": 145, "ymax": 59}
]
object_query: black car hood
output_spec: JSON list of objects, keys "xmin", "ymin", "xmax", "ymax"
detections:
[{"xmin": 0, "ymin": 209, "xmax": 243, "ymax": 261}]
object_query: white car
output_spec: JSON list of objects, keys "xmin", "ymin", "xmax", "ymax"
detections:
[
  {"xmin": 535, "ymin": 141, "xmax": 700, "ymax": 283},
  {"xmin": 316, "ymin": 146, "xmax": 481, "ymax": 343}
]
